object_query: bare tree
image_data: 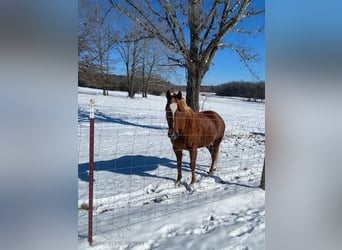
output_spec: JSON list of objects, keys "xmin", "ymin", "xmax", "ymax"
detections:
[
  {"xmin": 116, "ymin": 38, "xmax": 140, "ymax": 98},
  {"xmin": 107, "ymin": 0, "xmax": 264, "ymax": 111},
  {"xmin": 79, "ymin": 0, "xmax": 117, "ymax": 95},
  {"xmin": 78, "ymin": 1, "xmax": 94, "ymax": 86},
  {"xmin": 139, "ymin": 39, "xmax": 170, "ymax": 98},
  {"xmin": 115, "ymin": 22, "xmax": 147, "ymax": 98},
  {"xmin": 115, "ymin": 20, "xmax": 172, "ymax": 98}
]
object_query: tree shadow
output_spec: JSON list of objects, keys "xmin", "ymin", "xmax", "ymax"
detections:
[
  {"xmin": 209, "ymin": 174, "xmax": 259, "ymax": 189},
  {"xmin": 78, "ymin": 107, "xmax": 167, "ymax": 130},
  {"xmin": 79, "ymin": 155, "xmax": 179, "ymax": 183},
  {"xmin": 78, "ymin": 108, "xmax": 89, "ymax": 122}
]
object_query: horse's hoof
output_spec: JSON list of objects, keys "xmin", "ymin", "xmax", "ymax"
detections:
[
  {"xmin": 208, "ymin": 169, "xmax": 216, "ymax": 175},
  {"xmin": 189, "ymin": 183, "xmax": 195, "ymax": 190},
  {"xmin": 175, "ymin": 180, "xmax": 181, "ymax": 187}
]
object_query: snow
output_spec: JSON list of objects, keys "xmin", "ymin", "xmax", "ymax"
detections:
[{"xmin": 78, "ymin": 87, "xmax": 265, "ymax": 249}]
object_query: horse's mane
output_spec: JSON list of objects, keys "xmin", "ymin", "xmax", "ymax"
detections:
[{"xmin": 177, "ymin": 98, "xmax": 193, "ymax": 114}]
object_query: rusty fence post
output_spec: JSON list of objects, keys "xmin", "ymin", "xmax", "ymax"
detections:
[{"xmin": 88, "ymin": 99, "xmax": 95, "ymax": 245}]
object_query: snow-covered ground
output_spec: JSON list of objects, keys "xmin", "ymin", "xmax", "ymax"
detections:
[{"xmin": 78, "ymin": 87, "xmax": 265, "ymax": 249}]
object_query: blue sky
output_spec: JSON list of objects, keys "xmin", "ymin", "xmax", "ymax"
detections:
[
  {"xmin": 101, "ymin": 0, "xmax": 265, "ymax": 85},
  {"xmin": 202, "ymin": 27, "xmax": 265, "ymax": 84}
]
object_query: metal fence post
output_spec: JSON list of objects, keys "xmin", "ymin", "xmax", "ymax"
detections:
[
  {"xmin": 260, "ymin": 158, "xmax": 265, "ymax": 190},
  {"xmin": 88, "ymin": 99, "xmax": 95, "ymax": 245}
]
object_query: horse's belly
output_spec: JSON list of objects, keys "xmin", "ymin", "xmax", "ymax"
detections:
[
  {"xmin": 191, "ymin": 134, "xmax": 217, "ymax": 148},
  {"xmin": 172, "ymin": 129, "xmax": 219, "ymax": 149},
  {"xmin": 199, "ymin": 137, "xmax": 216, "ymax": 148}
]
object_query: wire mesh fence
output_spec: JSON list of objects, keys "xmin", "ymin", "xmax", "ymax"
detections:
[{"xmin": 78, "ymin": 99, "xmax": 265, "ymax": 242}]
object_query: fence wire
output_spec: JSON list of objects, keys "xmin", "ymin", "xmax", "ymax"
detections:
[{"xmin": 78, "ymin": 105, "xmax": 265, "ymax": 241}]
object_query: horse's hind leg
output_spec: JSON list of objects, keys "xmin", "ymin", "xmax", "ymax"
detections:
[
  {"xmin": 208, "ymin": 139, "xmax": 222, "ymax": 175},
  {"xmin": 207, "ymin": 144, "xmax": 214, "ymax": 173}
]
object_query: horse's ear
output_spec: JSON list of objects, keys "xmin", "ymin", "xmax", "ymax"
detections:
[
  {"xmin": 176, "ymin": 91, "xmax": 182, "ymax": 99},
  {"xmin": 166, "ymin": 90, "xmax": 171, "ymax": 99}
]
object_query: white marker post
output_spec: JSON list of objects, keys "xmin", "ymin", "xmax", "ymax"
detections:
[{"xmin": 88, "ymin": 99, "xmax": 95, "ymax": 245}]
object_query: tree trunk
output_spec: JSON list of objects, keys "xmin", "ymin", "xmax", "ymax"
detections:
[
  {"xmin": 186, "ymin": 66, "xmax": 203, "ymax": 112},
  {"xmin": 125, "ymin": 62, "xmax": 133, "ymax": 98},
  {"xmin": 142, "ymin": 58, "xmax": 147, "ymax": 98},
  {"xmin": 101, "ymin": 74, "xmax": 107, "ymax": 96},
  {"xmin": 128, "ymin": 41, "xmax": 138, "ymax": 98},
  {"xmin": 100, "ymin": 59, "xmax": 106, "ymax": 96},
  {"xmin": 128, "ymin": 76, "xmax": 134, "ymax": 98}
]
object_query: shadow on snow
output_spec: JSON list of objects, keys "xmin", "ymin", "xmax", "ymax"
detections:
[
  {"xmin": 78, "ymin": 108, "xmax": 167, "ymax": 130},
  {"xmin": 210, "ymin": 175, "xmax": 260, "ymax": 189},
  {"xmin": 78, "ymin": 154, "xmax": 216, "ymax": 184},
  {"xmin": 79, "ymin": 155, "xmax": 179, "ymax": 183},
  {"xmin": 78, "ymin": 155, "xmax": 260, "ymax": 189}
]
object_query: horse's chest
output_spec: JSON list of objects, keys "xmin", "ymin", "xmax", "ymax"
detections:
[{"xmin": 170, "ymin": 136, "xmax": 191, "ymax": 149}]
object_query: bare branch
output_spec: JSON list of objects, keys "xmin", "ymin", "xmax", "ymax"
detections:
[
  {"xmin": 167, "ymin": 56, "xmax": 186, "ymax": 67},
  {"xmin": 161, "ymin": 0, "xmax": 187, "ymax": 55},
  {"xmin": 232, "ymin": 27, "xmax": 264, "ymax": 34},
  {"xmin": 118, "ymin": 35, "xmax": 154, "ymax": 44},
  {"xmin": 222, "ymin": 0, "xmax": 240, "ymax": 24},
  {"xmin": 245, "ymin": 9, "xmax": 265, "ymax": 17},
  {"xmin": 221, "ymin": 0, "xmax": 250, "ymax": 32},
  {"xmin": 218, "ymin": 42, "xmax": 261, "ymax": 80},
  {"xmin": 144, "ymin": 0, "xmax": 164, "ymax": 19},
  {"xmin": 107, "ymin": 0, "xmax": 180, "ymax": 53},
  {"xmin": 202, "ymin": 0, "xmax": 251, "ymax": 69},
  {"xmin": 199, "ymin": 2, "xmax": 219, "ymax": 52},
  {"xmin": 159, "ymin": 63, "xmax": 185, "ymax": 67},
  {"xmin": 198, "ymin": 0, "xmax": 220, "ymax": 31}
]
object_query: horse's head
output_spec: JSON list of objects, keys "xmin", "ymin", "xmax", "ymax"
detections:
[{"xmin": 165, "ymin": 90, "xmax": 189, "ymax": 140}]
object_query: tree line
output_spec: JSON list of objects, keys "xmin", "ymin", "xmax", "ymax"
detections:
[
  {"xmin": 79, "ymin": 71, "xmax": 264, "ymax": 101},
  {"xmin": 214, "ymin": 81, "xmax": 265, "ymax": 101},
  {"xmin": 78, "ymin": 72, "xmax": 174, "ymax": 97}
]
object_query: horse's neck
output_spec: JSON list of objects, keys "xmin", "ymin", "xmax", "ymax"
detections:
[
  {"xmin": 184, "ymin": 109, "xmax": 196, "ymax": 126},
  {"xmin": 183, "ymin": 108, "xmax": 194, "ymax": 118},
  {"xmin": 179, "ymin": 100, "xmax": 196, "ymax": 119},
  {"xmin": 182, "ymin": 103, "xmax": 194, "ymax": 114}
]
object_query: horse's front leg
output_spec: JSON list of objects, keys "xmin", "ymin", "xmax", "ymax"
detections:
[
  {"xmin": 174, "ymin": 149, "xmax": 183, "ymax": 186},
  {"xmin": 189, "ymin": 148, "xmax": 198, "ymax": 187}
]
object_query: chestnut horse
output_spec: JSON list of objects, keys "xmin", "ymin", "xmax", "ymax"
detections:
[{"xmin": 165, "ymin": 90, "xmax": 226, "ymax": 187}]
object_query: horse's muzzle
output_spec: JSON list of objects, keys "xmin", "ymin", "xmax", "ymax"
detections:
[{"xmin": 168, "ymin": 131, "xmax": 179, "ymax": 140}]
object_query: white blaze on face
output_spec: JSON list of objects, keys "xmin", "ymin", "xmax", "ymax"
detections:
[
  {"xmin": 169, "ymin": 102, "xmax": 177, "ymax": 128},
  {"xmin": 169, "ymin": 103, "xmax": 177, "ymax": 116}
]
